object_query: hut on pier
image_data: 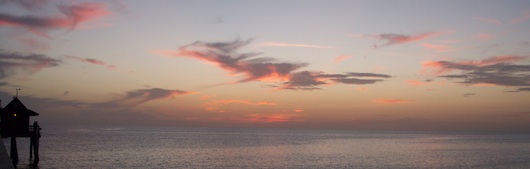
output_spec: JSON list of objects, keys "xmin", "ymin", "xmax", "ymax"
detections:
[
  {"xmin": 1, "ymin": 97, "xmax": 39, "ymax": 137},
  {"xmin": 0, "ymin": 96, "xmax": 41, "ymax": 165}
]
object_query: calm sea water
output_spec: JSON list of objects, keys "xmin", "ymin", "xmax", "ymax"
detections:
[{"xmin": 3, "ymin": 126, "xmax": 530, "ymax": 169}]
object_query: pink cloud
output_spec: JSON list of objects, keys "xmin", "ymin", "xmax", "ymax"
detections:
[
  {"xmin": 64, "ymin": 55, "xmax": 117, "ymax": 69},
  {"xmin": 19, "ymin": 38, "xmax": 50, "ymax": 52},
  {"xmin": 156, "ymin": 39, "xmax": 392, "ymax": 90},
  {"xmin": 334, "ymin": 55, "xmax": 351, "ymax": 64},
  {"xmin": 374, "ymin": 99, "xmax": 411, "ymax": 104},
  {"xmin": 171, "ymin": 39, "xmax": 306, "ymax": 83},
  {"xmin": 200, "ymin": 94, "xmax": 215, "ymax": 100},
  {"xmin": 421, "ymin": 43, "xmax": 448, "ymax": 52},
  {"xmin": 473, "ymin": 17, "xmax": 503, "ymax": 25},
  {"xmin": 511, "ymin": 9, "xmax": 530, "ymax": 24},
  {"xmin": 480, "ymin": 55, "xmax": 527, "ymax": 65},
  {"xmin": 257, "ymin": 42, "xmax": 336, "ymax": 49},
  {"xmin": 474, "ymin": 9, "xmax": 530, "ymax": 25},
  {"xmin": 0, "ymin": 2, "xmax": 111, "ymax": 38},
  {"xmin": 474, "ymin": 33, "xmax": 494, "ymax": 41}
]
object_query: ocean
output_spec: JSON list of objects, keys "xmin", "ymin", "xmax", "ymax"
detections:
[{"xmin": 3, "ymin": 126, "xmax": 530, "ymax": 169}]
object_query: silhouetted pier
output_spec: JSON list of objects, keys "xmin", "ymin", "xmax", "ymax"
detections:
[{"xmin": 0, "ymin": 95, "xmax": 42, "ymax": 166}]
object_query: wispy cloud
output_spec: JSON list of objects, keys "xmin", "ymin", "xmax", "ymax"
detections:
[
  {"xmin": 473, "ymin": 17, "xmax": 503, "ymax": 25},
  {"xmin": 373, "ymin": 99, "xmax": 411, "ymax": 104},
  {"xmin": 358, "ymin": 32, "xmax": 447, "ymax": 48},
  {"xmin": 64, "ymin": 55, "xmax": 117, "ymax": 69},
  {"xmin": 211, "ymin": 16, "xmax": 224, "ymax": 24},
  {"xmin": 0, "ymin": 49, "xmax": 61, "ymax": 79},
  {"xmin": 18, "ymin": 38, "xmax": 50, "ymax": 52},
  {"xmin": 107, "ymin": 88, "xmax": 198, "ymax": 107},
  {"xmin": 423, "ymin": 55, "xmax": 530, "ymax": 91},
  {"xmin": 474, "ymin": 9, "xmax": 530, "ymax": 25},
  {"xmin": 511, "ymin": 9, "xmax": 530, "ymax": 24},
  {"xmin": 334, "ymin": 55, "xmax": 351, "ymax": 64},
  {"xmin": 474, "ymin": 32, "xmax": 494, "ymax": 41},
  {"xmin": 0, "ymin": 2, "xmax": 110, "ymax": 38},
  {"xmin": 421, "ymin": 43, "xmax": 448, "ymax": 52},
  {"xmin": 257, "ymin": 42, "xmax": 337, "ymax": 49},
  {"xmin": 155, "ymin": 38, "xmax": 392, "ymax": 91}
]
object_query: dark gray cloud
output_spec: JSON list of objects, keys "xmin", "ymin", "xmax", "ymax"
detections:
[
  {"xmin": 321, "ymin": 72, "xmax": 390, "ymax": 85},
  {"xmin": 0, "ymin": 0, "xmax": 48, "ymax": 10},
  {"xmin": 280, "ymin": 71, "xmax": 326, "ymax": 90},
  {"xmin": 427, "ymin": 56, "xmax": 530, "ymax": 91},
  {"xmin": 0, "ymin": 49, "xmax": 61, "ymax": 80},
  {"xmin": 346, "ymin": 72, "xmax": 392, "ymax": 78},
  {"xmin": 438, "ymin": 63, "xmax": 530, "ymax": 86},
  {"xmin": 280, "ymin": 71, "xmax": 391, "ymax": 90}
]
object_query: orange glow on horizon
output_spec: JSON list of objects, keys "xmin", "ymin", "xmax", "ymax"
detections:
[
  {"xmin": 203, "ymin": 99, "xmax": 276, "ymax": 112},
  {"xmin": 243, "ymin": 113, "xmax": 303, "ymax": 123},
  {"xmin": 374, "ymin": 99, "xmax": 411, "ymax": 104},
  {"xmin": 406, "ymin": 80, "xmax": 425, "ymax": 87},
  {"xmin": 470, "ymin": 83, "xmax": 496, "ymax": 87}
]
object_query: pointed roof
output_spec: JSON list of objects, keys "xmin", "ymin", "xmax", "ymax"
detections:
[{"xmin": 3, "ymin": 97, "xmax": 39, "ymax": 116}]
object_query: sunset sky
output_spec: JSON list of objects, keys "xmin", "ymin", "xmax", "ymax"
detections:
[{"xmin": 1, "ymin": 0, "xmax": 529, "ymax": 132}]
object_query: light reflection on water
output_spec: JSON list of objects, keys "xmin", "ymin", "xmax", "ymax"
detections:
[{"xmin": 3, "ymin": 127, "xmax": 530, "ymax": 169}]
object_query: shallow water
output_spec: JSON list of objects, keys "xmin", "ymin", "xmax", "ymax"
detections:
[{"xmin": 4, "ymin": 127, "xmax": 530, "ymax": 169}]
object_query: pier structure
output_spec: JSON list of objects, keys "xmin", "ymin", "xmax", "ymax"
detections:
[{"xmin": 0, "ymin": 95, "xmax": 41, "ymax": 166}]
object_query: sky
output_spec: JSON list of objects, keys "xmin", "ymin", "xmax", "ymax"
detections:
[{"xmin": 1, "ymin": 0, "xmax": 529, "ymax": 132}]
